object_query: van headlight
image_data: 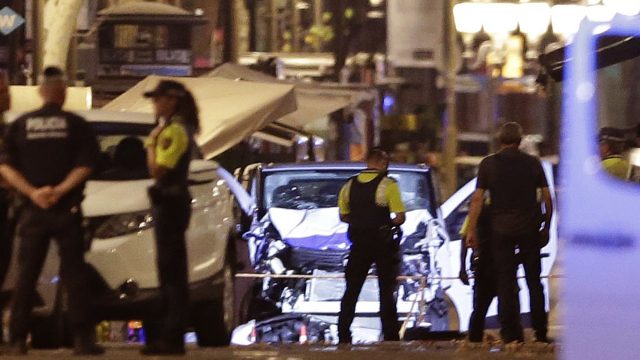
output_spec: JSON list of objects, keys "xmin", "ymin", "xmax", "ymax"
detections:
[{"xmin": 94, "ymin": 210, "xmax": 154, "ymax": 239}]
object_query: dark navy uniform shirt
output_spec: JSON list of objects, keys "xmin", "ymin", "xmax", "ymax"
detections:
[{"xmin": 0, "ymin": 104, "xmax": 99, "ymax": 207}]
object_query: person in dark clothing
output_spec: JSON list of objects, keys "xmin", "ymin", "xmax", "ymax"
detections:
[
  {"xmin": 0, "ymin": 72, "xmax": 12, "ymax": 344},
  {"xmin": 466, "ymin": 122, "xmax": 553, "ymax": 344},
  {"xmin": 337, "ymin": 148, "xmax": 406, "ymax": 344},
  {"xmin": 460, "ymin": 201, "xmax": 521, "ymax": 344},
  {"xmin": 141, "ymin": 80, "xmax": 199, "ymax": 356},
  {"xmin": 0, "ymin": 66, "xmax": 103, "ymax": 355},
  {"xmin": 459, "ymin": 202, "xmax": 498, "ymax": 343}
]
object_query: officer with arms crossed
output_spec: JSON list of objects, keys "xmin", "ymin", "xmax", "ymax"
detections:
[
  {"xmin": 337, "ymin": 148, "xmax": 406, "ymax": 344},
  {"xmin": 0, "ymin": 66, "xmax": 103, "ymax": 355},
  {"xmin": 142, "ymin": 80, "xmax": 199, "ymax": 355}
]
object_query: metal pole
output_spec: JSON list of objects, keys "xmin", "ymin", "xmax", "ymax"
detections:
[{"xmin": 442, "ymin": 0, "xmax": 458, "ymax": 198}]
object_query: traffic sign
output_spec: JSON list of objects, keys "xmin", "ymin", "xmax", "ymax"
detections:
[{"xmin": 0, "ymin": 6, "xmax": 24, "ymax": 36}]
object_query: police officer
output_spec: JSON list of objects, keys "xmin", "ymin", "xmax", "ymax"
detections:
[
  {"xmin": 599, "ymin": 127, "xmax": 630, "ymax": 180},
  {"xmin": 0, "ymin": 66, "xmax": 103, "ymax": 355},
  {"xmin": 141, "ymin": 80, "xmax": 199, "ymax": 355},
  {"xmin": 337, "ymin": 148, "xmax": 406, "ymax": 343}
]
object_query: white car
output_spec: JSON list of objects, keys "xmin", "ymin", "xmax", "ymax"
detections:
[{"xmin": 1, "ymin": 110, "xmax": 245, "ymax": 348}]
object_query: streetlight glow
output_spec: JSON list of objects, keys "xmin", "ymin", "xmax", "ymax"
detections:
[
  {"xmin": 482, "ymin": 3, "xmax": 518, "ymax": 34},
  {"xmin": 587, "ymin": 5, "xmax": 616, "ymax": 22},
  {"xmin": 551, "ymin": 4, "xmax": 587, "ymax": 38},
  {"xmin": 453, "ymin": 2, "xmax": 484, "ymax": 34},
  {"xmin": 603, "ymin": 0, "xmax": 640, "ymax": 16},
  {"xmin": 518, "ymin": 2, "xmax": 551, "ymax": 37}
]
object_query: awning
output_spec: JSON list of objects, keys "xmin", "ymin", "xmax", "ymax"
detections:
[
  {"xmin": 539, "ymin": 33, "xmax": 640, "ymax": 82},
  {"xmin": 102, "ymin": 75, "xmax": 296, "ymax": 159},
  {"xmin": 9, "ymin": 86, "xmax": 92, "ymax": 112},
  {"xmin": 206, "ymin": 63, "xmax": 372, "ymax": 129}
]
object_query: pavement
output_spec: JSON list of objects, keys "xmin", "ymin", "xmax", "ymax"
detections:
[{"xmin": 0, "ymin": 341, "xmax": 557, "ymax": 359}]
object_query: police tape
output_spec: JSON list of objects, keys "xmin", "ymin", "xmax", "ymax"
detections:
[{"xmin": 234, "ymin": 273, "xmax": 564, "ymax": 280}]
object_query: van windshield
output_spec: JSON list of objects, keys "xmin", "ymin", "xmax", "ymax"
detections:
[{"xmin": 262, "ymin": 169, "xmax": 434, "ymax": 215}]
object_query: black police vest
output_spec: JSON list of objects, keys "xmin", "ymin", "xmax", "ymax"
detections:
[{"xmin": 348, "ymin": 172, "xmax": 392, "ymax": 230}]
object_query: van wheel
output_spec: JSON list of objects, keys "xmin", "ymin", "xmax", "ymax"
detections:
[
  {"xmin": 425, "ymin": 292, "xmax": 459, "ymax": 332},
  {"xmin": 31, "ymin": 292, "xmax": 73, "ymax": 349},
  {"xmin": 194, "ymin": 258, "xmax": 234, "ymax": 347}
]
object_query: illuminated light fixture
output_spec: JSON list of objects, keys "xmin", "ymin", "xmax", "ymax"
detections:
[
  {"xmin": 367, "ymin": 10, "xmax": 384, "ymax": 19},
  {"xmin": 519, "ymin": 2, "xmax": 551, "ymax": 60},
  {"xmin": 453, "ymin": 2, "xmax": 484, "ymax": 34},
  {"xmin": 603, "ymin": 0, "xmax": 640, "ymax": 16},
  {"xmin": 593, "ymin": 24, "xmax": 612, "ymax": 35},
  {"xmin": 587, "ymin": 5, "xmax": 616, "ymax": 22},
  {"xmin": 518, "ymin": 2, "xmax": 551, "ymax": 38},
  {"xmin": 369, "ymin": 0, "xmax": 384, "ymax": 7},
  {"xmin": 295, "ymin": 1, "xmax": 310, "ymax": 10},
  {"xmin": 453, "ymin": 2, "xmax": 485, "ymax": 62},
  {"xmin": 482, "ymin": 3, "xmax": 518, "ymax": 34},
  {"xmin": 551, "ymin": 4, "xmax": 587, "ymax": 38}
]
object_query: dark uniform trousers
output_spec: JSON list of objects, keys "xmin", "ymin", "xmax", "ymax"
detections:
[
  {"xmin": 149, "ymin": 190, "xmax": 191, "ymax": 345},
  {"xmin": 490, "ymin": 230, "xmax": 547, "ymax": 342},
  {"xmin": 10, "ymin": 204, "xmax": 92, "ymax": 342},
  {"xmin": 338, "ymin": 228, "xmax": 400, "ymax": 343},
  {"xmin": 468, "ymin": 249, "xmax": 498, "ymax": 342}
]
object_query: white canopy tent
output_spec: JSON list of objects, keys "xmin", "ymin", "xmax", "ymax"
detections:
[
  {"xmin": 102, "ymin": 75, "xmax": 296, "ymax": 159},
  {"xmin": 207, "ymin": 63, "xmax": 372, "ymax": 129}
]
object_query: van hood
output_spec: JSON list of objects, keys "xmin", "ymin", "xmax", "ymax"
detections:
[
  {"xmin": 82, "ymin": 179, "xmax": 154, "ymax": 217},
  {"xmin": 267, "ymin": 207, "xmax": 434, "ymax": 251}
]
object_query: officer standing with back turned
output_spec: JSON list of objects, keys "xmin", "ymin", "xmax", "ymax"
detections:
[
  {"xmin": 0, "ymin": 66, "xmax": 103, "ymax": 355},
  {"xmin": 337, "ymin": 148, "xmax": 406, "ymax": 344}
]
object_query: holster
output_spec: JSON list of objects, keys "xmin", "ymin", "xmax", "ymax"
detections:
[{"xmin": 148, "ymin": 184, "xmax": 188, "ymax": 204}]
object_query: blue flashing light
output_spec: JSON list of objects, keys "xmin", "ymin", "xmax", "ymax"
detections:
[{"xmin": 382, "ymin": 95, "xmax": 395, "ymax": 114}]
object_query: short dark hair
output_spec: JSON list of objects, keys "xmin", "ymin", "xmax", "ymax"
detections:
[
  {"xmin": 366, "ymin": 147, "xmax": 389, "ymax": 163},
  {"xmin": 40, "ymin": 66, "xmax": 66, "ymax": 85},
  {"xmin": 498, "ymin": 122, "xmax": 523, "ymax": 145},
  {"xmin": 43, "ymin": 66, "xmax": 64, "ymax": 78}
]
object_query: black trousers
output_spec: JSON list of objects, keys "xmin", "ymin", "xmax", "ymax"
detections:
[
  {"xmin": 338, "ymin": 228, "xmax": 399, "ymax": 343},
  {"xmin": 491, "ymin": 230, "xmax": 547, "ymax": 342},
  {"xmin": 9, "ymin": 205, "xmax": 92, "ymax": 342},
  {"xmin": 468, "ymin": 251, "xmax": 498, "ymax": 342},
  {"xmin": 150, "ymin": 192, "xmax": 191, "ymax": 346}
]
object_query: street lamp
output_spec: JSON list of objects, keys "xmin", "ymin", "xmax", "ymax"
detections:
[
  {"xmin": 551, "ymin": 4, "xmax": 587, "ymax": 42},
  {"xmin": 518, "ymin": 2, "xmax": 551, "ymax": 60},
  {"xmin": 453, "ymin": 2, "xmax": 484, "ymax": 63},
  {"xmin": 603, "ymin": 0, "xmax": 640, "ymax": 16}
]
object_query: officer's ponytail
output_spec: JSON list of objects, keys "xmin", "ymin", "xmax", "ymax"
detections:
[{"xmin": 175, "ymin": 90, "xmax": 200, "ymax": 135}]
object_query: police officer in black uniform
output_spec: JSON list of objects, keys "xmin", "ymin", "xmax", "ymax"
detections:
[
  {"xmin": 337, "ymin": 148, "xmax": 406, "ymax": 343},
  {"xmin": 141, "ymin": 80, "xmax": 199, "ymax": 355},
  {"xmin": 0, "ymin": 66, "xmax": 103, "ymax": 355}
]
